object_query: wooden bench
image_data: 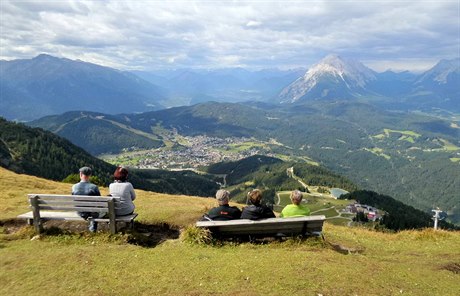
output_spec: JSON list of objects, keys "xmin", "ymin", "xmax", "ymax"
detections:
[
  {"xmin": 17, "ymin": 194, "xmax": 138, "ymax": 234},
  {"xmin": 196, "ymin": 215, "xmax": 326, "ymax": 240}
]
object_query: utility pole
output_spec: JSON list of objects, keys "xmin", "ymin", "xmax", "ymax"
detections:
[{"xmin": 432, "ymin": 208, "xmax": 443, "ymax": 230}]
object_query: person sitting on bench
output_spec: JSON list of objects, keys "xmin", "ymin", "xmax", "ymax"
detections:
[
  {"xmin": 280, "ymin": 190, "xmax": 311, "ymax": 218},
  {"xmin": 201, "ymin": 189, "xmax": 241, "ymax": 221},
  {"xmin": 72, "ymin": 166, "xmax": 102, "ymax": 232},
  {"xmin": 109, "ymin": 166, "xmax": 136, "ymax": 216},
  {"xmin": 241, "ymin": 189, "xmax": 276, "ymax": 220}
]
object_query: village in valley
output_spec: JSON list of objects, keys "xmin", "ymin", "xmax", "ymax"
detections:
[{"xmin": 104, "ymin": 135, "xmax": 273, "ymax": 170}]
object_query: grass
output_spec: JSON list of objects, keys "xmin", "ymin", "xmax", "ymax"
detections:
[
  {"xmin": 1, "ymin": 167, "xmax": 460, "ymax": 295},
  {"xmin": 364, "ymin": 147, "xmax": 391, "ymax": 160},
  {"xmin": 439, "ymin": 139, "xmax": 460, "ymax": 151},
  {"xmin": 226, "ymin": 141, "xmax": 266, "ymax": 152},
  {"xmin": 383, "ymin": 128, "xmax": 421, "ymax": 138}
]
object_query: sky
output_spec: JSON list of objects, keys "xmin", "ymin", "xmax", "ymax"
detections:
[{"xmin": 0, "ymin": 0, "xmax": 459, "ymax": 73}]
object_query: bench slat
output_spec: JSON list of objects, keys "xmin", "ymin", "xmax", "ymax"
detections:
[
  {"xmin": 28, "ymin": 194, "xmax": 117, "ymax": 202},
  {"xmin": 94, "ymin": 213, "xmax": 138, "ymax": 222},
  {"xmin": 196, "ymin": 215, "xmax": 326, "ymax": 238},
  {"xmin": 35, "ymin": 206, "xmax": 109, "ymax": 212},
  {"xmin": 18, "ymin": 211, "xmax": 86, "ymax": 221},
  {"xmin": 36, "ymin": 200, "xmax": 110, "ymax": 208},
  {"xmin": 18, "ymin": 211, "xmax": 138, "ymax": 222}
]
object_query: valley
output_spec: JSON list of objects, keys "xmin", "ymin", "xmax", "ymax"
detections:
[
  {"xmin": 101, "ymin": 133, "xmax": 317, "ymax": 170},
  {"xmin": 27, "ymin": 102, "xmax": 459, "ymax": 225}
]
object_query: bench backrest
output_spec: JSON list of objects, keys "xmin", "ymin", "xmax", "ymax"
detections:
[
  {"xmin": 196, "ymin": 215, "xmax": 326, "ymax": 238},
  {"xmin": 27, "ymin": 194, "xmax": 119, "ymax": 234},
  {"xmin": 27, "ymin": 194, "xmax": 116, "ymax": 213}
]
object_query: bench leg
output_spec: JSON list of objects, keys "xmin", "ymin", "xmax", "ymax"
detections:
[
  {"xmin": 109, "ymin": 221, "xmax": 117, "ymax": 234},
  {"xmin": 33, "ymin": 219, "xmax": 43, "ymax": 234}
]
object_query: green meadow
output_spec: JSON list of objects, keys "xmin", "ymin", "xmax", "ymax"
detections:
[{"xmin": 1, "ymin": 167, "xmax": 459, "ymax": 296}]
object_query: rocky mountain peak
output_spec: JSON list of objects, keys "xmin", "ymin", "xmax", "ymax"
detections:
[
  {"xmin": 417, "ymin": 58, "xmax": 460, "ymax": 84},
  {"xmin": 304, "ymin": 54, "xmax": 376, "ymax": 88},
  {"xmin": 279, "ymin": 55, "xmax": 376, "ymax": 103}
]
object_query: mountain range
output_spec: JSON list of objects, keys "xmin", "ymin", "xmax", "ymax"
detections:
[
  {"xmin": 0, "ymin": 54, "xmax": 165, "ymax": 121},
  {"xmin": 279, "ymin": 55, "xmax": 459, "ymax": 112},
  {"xmin": 1, "ymin": 54, "xmax": 459, "ymax": 121}
]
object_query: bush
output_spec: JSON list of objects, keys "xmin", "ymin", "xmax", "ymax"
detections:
[{"xmin": 180, "ymin": 226, "xmax": 212, "ymax": 245}]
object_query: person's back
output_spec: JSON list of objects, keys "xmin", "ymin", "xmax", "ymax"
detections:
[
  {"xmin": 241, "ymin": 204, "xmax": 275, "ymax": 220},
  {"xmin": 280, "ymin": 190, "xmax": 310, "ymax": 218},
  {"xmin": 72, "ymin": 181, "xmax": 100, "ymax": 196},
  {"xmin": 240, "ymin": 189, "xmax": 275, "ymax": 220},
  {"xmin": 280, "ymin": 204, "xmax": 310, "ymax": 218},
  {"xmin": 203, "ymin": 189, "xmax": 241, "ymax": 221},
  {"xmin": 207, "ymin": 204, "xmax": 241, "ymax": 221},
  {"xmin": 109, "ymin": 167, "xmax": 136, "ymax": 216},
  {"xmin": 72, "ymin": 166, "xmax": 101, "ymax": 232}
]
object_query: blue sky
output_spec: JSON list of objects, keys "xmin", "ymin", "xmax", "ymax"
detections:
[{"xmin": 1, "ymin": 0, "xmax": 459, "ymax": 72}]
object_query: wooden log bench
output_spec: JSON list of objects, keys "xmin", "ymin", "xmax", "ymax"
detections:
[
  {"xmin": 17, "ymin": 194, "xmax": 138, "ymax": 234},
  {"xmin": 196, "ymin": 215, "xmax": 326, "ymax": 240}
]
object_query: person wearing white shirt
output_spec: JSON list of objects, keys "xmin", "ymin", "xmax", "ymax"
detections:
[{"xmin": 109, "ymin": 166, "xmax": 136, "ymax": 216}]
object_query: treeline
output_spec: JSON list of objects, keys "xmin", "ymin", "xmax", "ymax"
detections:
[
  {"xmin": 206, "ymin": 155, "xmax": 283, "ymax": 185},
  {"xmin": 340, "ymin": 190, "xmax": 459, "ymax": 231},
  {"xmin": 132, "ymin": 169, "xmax": 219, "ymax": 197},
  {"xmin": 292, "ymin": 163, "xmax": 358, "ymax": 192}
]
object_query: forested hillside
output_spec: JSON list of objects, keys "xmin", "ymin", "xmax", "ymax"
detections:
[
  {"xmin": 0, "ymin": 118, "xmax": 218, "ymax": 197},
  {"xmin": 340, "ymin": 190, "xmax": 459, "ymax": 231},
  {"xmin": 205, "ymin": 155, "xmax": 358, "ymax": 205},
  {"xmin": 30, "ymin": 111, "xmax": 163, "ymax": 155}
]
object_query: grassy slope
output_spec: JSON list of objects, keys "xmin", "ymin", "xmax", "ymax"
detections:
[{"xmin": 1, "ymin": 167, "xmax": 459, "ymax": 296}]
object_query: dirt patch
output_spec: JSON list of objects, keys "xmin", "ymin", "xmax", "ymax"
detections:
[
  {"xmin": 326, "ymin": 241, "xmax": 365, "ymax": 255},
  {"xmin": 0, "ymin": 219, "xmax": 29, "ymax": 234},
  {"xmin": 1, "ymin": 219, "xmax": 180, "ymax": 248},
  {"xmin": 127, "ymin": 222, "xmax": 180, "ymax": 248},
  {"xmin": 441, "ymin": 262, "xmax": 460, "ymax": 274}
]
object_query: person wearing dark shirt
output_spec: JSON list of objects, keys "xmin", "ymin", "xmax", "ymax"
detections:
[
  {"xmin": 241, "ymin": 189, "xmax": 276, "ymax": 220},
  {"xmin": 72, "ymin": 166, "xmax": 102, "ymax": 232},
  {"xmin": 204, "ymin": 189, "xmax": 241, "ymax": 221}
]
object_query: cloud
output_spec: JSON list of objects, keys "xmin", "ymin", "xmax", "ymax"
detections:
[{"xmin": 1, "ymin": 0, "xmax": 458, "ymax": 72}]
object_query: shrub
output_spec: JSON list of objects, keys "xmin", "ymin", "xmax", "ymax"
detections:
[{"xmin": 180, "ymin": 226, "xmax": 212, "ymax": 245}]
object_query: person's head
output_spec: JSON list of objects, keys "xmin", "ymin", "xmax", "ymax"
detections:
[
  {"xmin": 79, "ymin": 166, "xmax": 92, "ymax": 181},
  {"xmin": 215, "ymin": 189, "xmax": 230, "ymax": 205},
  {"xmin": 248, "ymin": 189, "xmax": 263, "ymax": 206},
  {"xmin": 114, "ymin": 166, "xmax": 129, "ymax": 182},
  {"xmin": 290, "ymin": 190, "xmax": 303, "ymax": 205}
]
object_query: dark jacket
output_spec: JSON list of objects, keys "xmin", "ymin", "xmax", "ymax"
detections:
[
  {"xmin": 241, "ymin": 204, "xmax": 276, "ymax": 220},
  {"xmin": 206, "ymin": 204, "xmax": 242, "ymax": 221}
]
